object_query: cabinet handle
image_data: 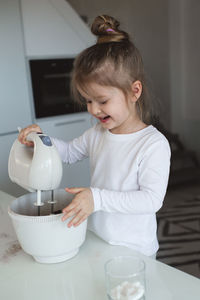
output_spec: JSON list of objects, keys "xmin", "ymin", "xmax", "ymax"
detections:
[
  {"xmin": 0, "ymin": 130, "xmax": 18, "ymax": 137},
  {"xmin": 55, "ymin": 119, "xmax": 85, "ymax": 127}
]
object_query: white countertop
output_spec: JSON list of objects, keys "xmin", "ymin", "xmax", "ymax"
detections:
[{"xmin": 0, "ymin": 190, "xmax": 199, "ymax": 300}]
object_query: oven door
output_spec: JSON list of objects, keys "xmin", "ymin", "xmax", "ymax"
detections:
[{"xmin": 29, "ymin": 59, "xmax": 86, "ymax": 118}]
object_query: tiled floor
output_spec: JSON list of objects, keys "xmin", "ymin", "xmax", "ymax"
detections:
[{"xmin": 157, "ymin": 182, "xmax": 200, "ymax": 278}]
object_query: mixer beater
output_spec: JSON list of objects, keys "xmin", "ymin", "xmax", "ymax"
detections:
[{"xmin": 35, "ymin": 190, "xmax": 58, "ymax": 216}]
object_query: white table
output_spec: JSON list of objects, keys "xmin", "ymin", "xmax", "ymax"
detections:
[{"xmin": 0, "ymin": 190, "xmax": 199, "ymax": 300}]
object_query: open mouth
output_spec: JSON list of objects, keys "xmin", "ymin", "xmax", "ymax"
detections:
[{"xmin": 99, "ymin": 116, "xmax": 110, "ymax": 123}]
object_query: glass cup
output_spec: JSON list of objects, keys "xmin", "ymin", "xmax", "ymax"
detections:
[{"xmin": 105, "ymin": 256, "xmax": 146, "ymax": 300}]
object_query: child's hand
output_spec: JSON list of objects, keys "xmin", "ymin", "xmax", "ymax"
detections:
[
  {"xmin": 62, "ymin": 187, "xmax": 94, "ymax": 227},
  {"xmin": 18, "ymin": 124, "xmax": 42, "ymax": 147}
]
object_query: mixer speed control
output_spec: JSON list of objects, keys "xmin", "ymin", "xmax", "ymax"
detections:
[{"xmin": 39, "ymin": 135, "xmax": 52, "ymax": 146}]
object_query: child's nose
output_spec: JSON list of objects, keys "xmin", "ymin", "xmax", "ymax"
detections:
[{"xmin": 91, "ymin": 103, "xmax": 101, "ymax": 116}]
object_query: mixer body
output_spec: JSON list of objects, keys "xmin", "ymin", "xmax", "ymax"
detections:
[{"xmin": 8, "ymin": 132, "xmax": 63, "ymax": 192}]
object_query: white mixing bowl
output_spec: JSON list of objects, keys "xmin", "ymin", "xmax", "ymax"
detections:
[{"xmin": 8, "ymin": 189, "xmax": 87, "ymax": 263}]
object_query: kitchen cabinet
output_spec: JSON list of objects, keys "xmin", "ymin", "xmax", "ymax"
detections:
[
  {"xmin": 0, "ymin": 0, "xmax": 32, "ymax": 135},
  {"xmin": 0, "ymin": 0, "xmax": 33, "ymax": 196},
  {"xmin": 0, "ymin": 133, "xmax": 27, "ymax": 196},
  {"xmin": 21, "ymin": 0, "xmax": 95, "ymax": 57},
  {"xmin": 37, "ymin": 112, "xmax": 94, "ymax": 188}
]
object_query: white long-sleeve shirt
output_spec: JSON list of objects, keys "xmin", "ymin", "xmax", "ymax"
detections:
[{"xmin": 52, "ymin": 124, "xmax": 171, "ymax": 256}]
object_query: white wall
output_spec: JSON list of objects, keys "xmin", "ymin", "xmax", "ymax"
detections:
[{"xmin": 169, "ymin": 0, "xmax": 200, "ymax": 158}]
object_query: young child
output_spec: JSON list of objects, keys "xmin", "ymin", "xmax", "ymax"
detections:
[{"xmin": 18, "ymin": 15, "xmax": 171, "ymax": 257}]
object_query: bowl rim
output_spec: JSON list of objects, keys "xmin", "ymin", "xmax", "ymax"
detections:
[{"xmin": 8, "ymin": 205, "xmax": 65, "ymax": 222}]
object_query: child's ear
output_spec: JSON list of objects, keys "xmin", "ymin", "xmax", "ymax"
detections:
[{"xmin": 131, "ymin": 80, "xmax": 142, "ymax": 102}]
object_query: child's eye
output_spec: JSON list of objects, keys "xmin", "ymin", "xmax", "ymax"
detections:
[
  {"xmin": 86, "ymin": 99, "xmax": 92, "ymax": 104},
  {"xmin": 100, "ymin": 100, "xmax": 108, "ymax": 105}
]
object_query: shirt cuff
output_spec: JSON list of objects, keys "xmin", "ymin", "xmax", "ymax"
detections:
[{"xmin": 90, "ymin": 187, "xmax": 102, "ymax": 212}]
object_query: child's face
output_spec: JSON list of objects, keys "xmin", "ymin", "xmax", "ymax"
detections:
[{"xmin": 80, "ymin": 82, "xmax": 139, "ymax": 134}]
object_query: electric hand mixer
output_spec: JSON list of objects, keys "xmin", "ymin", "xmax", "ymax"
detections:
[
  {"xmin": 7, "ymin": 131, "xmax": 87, "ymax": 263},
  {"xmin": 8, "ymin": 132, "xmax": 63, "ymax": 215}
]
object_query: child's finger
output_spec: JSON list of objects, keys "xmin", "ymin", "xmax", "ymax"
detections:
[
  {"xmin": 65, "ymin": 187, "xmax": 85, "ymax": 194},
  {"xmin": 74, "ymin": 214, "xmax": 88, "ymax": 227},
  {"xmin": 24, "ymin": 141, "xmax": 34, "ymax": 147},
  {"xmin": 62, "ymin": 201, "xmax": 77, "ymax": 213},
  {"xmin": 62, "ymin": 206, "xmax": 80, "ymax": 222},
  {"xmin": 67, "ymin": 212, "xmax": 85, "ymax": 228}
]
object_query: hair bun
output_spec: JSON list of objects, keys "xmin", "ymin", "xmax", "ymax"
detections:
[{"xmin": 91, "ymin": 15, "xmax": 129, "ymax": 44}]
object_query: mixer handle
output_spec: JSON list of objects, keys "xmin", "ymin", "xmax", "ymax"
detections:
[{"xmin": 27, "ymin": 132, "xmax": 53, "ymax": 147}]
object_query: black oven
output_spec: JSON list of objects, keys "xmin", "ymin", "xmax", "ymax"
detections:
[{"xmin": 29, "ymin": 58, "xmax": 86, "ymax": 118}]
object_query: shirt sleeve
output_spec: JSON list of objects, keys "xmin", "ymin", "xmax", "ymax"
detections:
[
  {"xmin": 51, "ymin": 129, "xmax": 91, "ymax": 164},
  {"xmin": 91, "ymin": 139, "xmax": 171, "ymax": 214}
]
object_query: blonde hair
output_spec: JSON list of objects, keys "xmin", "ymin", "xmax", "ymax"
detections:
[{"xmin": 71, "ymin": 15, "xmax": 152, "ymax": 124}]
